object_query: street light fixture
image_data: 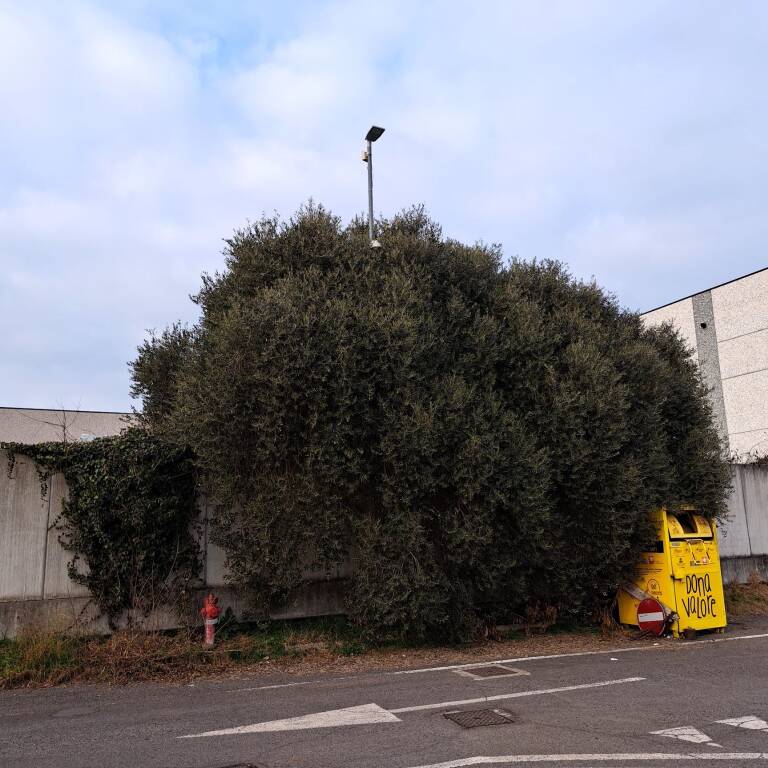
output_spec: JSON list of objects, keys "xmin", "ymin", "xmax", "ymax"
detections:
[{"xmin": 362, "ymin": 125, "xmax": 385, "ymax": 247}]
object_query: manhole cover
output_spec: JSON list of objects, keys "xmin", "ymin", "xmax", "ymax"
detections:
[
  {"xmin": 454, "ymin": 664, "xmax": 529, "ymax": 679},
  {"xmin": 210, "ymin": 764, "xmax": 264, "ymax": 768},
  {"xmin": 205, "ymin": 763, "xmax": 266, "ymax": 768},
  {"xmin": 443, "ymin": 708, "xmax": 517, "ymax": 728}
]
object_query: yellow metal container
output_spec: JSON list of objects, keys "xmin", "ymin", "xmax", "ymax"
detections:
[{"xmin": 618, "ymin": 507, "xmax": 727, "ymax": 637}]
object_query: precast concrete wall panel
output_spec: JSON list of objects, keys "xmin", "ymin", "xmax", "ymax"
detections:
[
  {"xmin": 722, "ymin": 556, "xmax": 768, "ymax": 584},
  {"xmin": 42, "ymin": 473, "xmax": 90, "ymax": 599},
  {"xmin": 0, "ymin": 408, "xmax": 131, "ymax": 444},
  {"xmin": 730, "ymin": 429, "xmax": 768, "ymax": 457},
  {"xmin": 642, "ymin": 298, "xmax": 698, "ymax": 359},
  {"xmin": 201, "ymin": 500, "xmax": 229, "ymax": 587},
  {"xmin": 718, "ymin": 329, "xmax": 768, "ymax": 380},
  {"xmin": 711, "ymin": 269, "xmax": 768, "ymax": 341},
  {"xmin": 205, "ymin": 539, "xmax": 229, "ymax": 586},
  {"xmin": 718, "ymin": 470, "xmax": 751, "ymax": 558},
  {"xmin": 722, "ymin": 369, "xmax": 768, "ymax": 443},
  {"xmin": 713, "ymin": 270, "xmax": 768, "ymax": 457},
  {"xmin": 740, "ymin": 465, "xmax": 768, "ymax": 556},
  {"xmin": 0, "ymin": 452, "xmax": 48, "ymax": 599},
  {"xmin": 641, "ymin": 269, "xmax": 768, "ymax": 459}
]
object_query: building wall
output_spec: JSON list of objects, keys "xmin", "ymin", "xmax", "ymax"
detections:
[
  {"xmin": 1, "ymin": 450, "xmax": 765, "ymax": 637},
  {"xmin": 641, "ymin": 268, "xmax": 768, "ymax": 458},
  {"xmin": 712, "ymin": 270, "xmax": 768, "ymax": 457},
  {"xmin": 0, "ymin": 407, "xmax": 131, "ymax": 444},
  {"xmin": 0, "ymin": 450, "xmax": 349, "ymax": 637},
  {"xmin": 643, "ymin": 297, "xmax": 699, "ymax": 356}
]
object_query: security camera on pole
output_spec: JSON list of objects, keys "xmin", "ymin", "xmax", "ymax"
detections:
[{"xmin": 362, "ymin": 125, "xmax": 384, "ymax": 248}]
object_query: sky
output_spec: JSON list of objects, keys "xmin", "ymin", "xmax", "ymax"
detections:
[{"xmin": 1, "ymin": 1, "xmax": 767, "ymax": 411}]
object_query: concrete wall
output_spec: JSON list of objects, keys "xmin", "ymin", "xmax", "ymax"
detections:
[
  {"xmin": 643, "ymin": 297, "xmax": 699, "ymax": 356},
  {"xmin": 0, "ymin": 453, "xmax": 50, "ymax": 600},
  {"xmin": 2, "ymin": 452, "xmax": 766, "ymax": 637},
  {"xmin": 717, "ymin": 464, "xmax": 768, "ymax": 583},
  {"xmin": 0, "ymin": 450, "xmax": 348, "ymax": 638},
  {"xmin": 713, "ymin": 270, "xmax": 768, "ymax": 457},
  {"xmin": 641, "ymin": 268, "xmax": 768, "ymax": 458},
  {"xmin": 0, "ymin": 407, "xmax": 131, "ymax": 444}
]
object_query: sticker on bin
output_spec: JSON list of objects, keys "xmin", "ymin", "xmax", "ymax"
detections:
[{"xmin": 637, "ymin": 597, "xmax": 666, "ymax": 635}]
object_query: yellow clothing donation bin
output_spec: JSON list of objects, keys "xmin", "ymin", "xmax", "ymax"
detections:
[{"xmin": 618, "ymin": 507, "xmax": 727, "ymax": 637}]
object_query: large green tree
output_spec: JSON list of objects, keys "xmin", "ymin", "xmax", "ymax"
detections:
[{"xmin": 131, "ymin": 204, "xmax": 729, "ymax": 640}]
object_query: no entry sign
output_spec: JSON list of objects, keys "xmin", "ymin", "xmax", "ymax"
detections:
[{"xmin": 637, "ymin": 597, "xmax": 667, "ymax": 636}]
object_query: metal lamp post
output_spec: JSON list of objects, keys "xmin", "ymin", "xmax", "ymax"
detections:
[{"xmin": 363, "ymin": 125, "xmax": 385, "ymax": 247}]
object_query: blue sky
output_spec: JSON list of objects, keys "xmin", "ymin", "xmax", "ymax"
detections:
[{"xmin": 1, "ymin": 1, "xmax": 767, "ymax": 411}]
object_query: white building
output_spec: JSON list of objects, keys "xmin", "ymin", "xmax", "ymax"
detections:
[
  {"xmin": 0, "ymin": 407, "xmax": 130, "ymax": 444},
  {"xmin": 641, "ymin": 267, "xmax": 768, "ymax": 459}
]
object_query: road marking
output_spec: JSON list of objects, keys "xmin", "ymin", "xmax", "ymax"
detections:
[
  {"xmin": 180, "ymin": 703, "xmax": 400, "ymax": 738},
  {"xmin": 224, "ymin": 631, "xmax": 768, "ymax": 694},
  {"xmin": 405, "ymin": 753, "xmax": 768, "ymax": 767},
  {"xmin": 229, "ymin": 680, "xmax": 312, "ymax": 692},
  {"xmin": 718, "ymin": 716, "xmax": 768, "ymax": 732},
  {"xmin": 390, "ymin": 677, "xmax": 645, "ymax": 713},
  {"xmin": 453, "ymin": 666, "xmax": 530, "ymax": 680},
  {"xmin": 226, "ymin": 673, "xmax": 363, "ymax": 693},
  {"xmin": 181, "ymin": 676, "xmax": 643, "ymax": 738},
  {"xmin": 651, "ymin": 726, "xmax": 722, "ymax": 747},
  {"xmin": 395, "ymin": 632, "xmax": 768, "ymax": 675},
  {"xmin": 229, "ymin": 680, "xmax": 321, "ymax": 692}
]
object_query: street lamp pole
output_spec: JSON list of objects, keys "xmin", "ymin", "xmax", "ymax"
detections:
[
  {"xmin": 367, "ymin": 137, "xmax": 374, "ymax": 242},
  {"xmin": 363, "ymin": 125, "xmax": 385, "ymax": 246}
]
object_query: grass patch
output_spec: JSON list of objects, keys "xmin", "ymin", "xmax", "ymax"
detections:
[
  {"xmin": 0, "ymin": 609, "xmax": 668, "ymax": 691},
  {"xmin": 725, "ymin": 576, "xmax": 768, "ymax": 618},
  {"xmin": 335, "ymin": 639, "xmax": 368, "ymax": 656},
  {"xmin": 0, "ymin": 611, "xmax": 608, "ymax": 689},
  {"xmin": 0, "ymin": 630, "xmax": 82, "ymax": 687},
  {"xmin": 0, "ymin": 615, "xmax": 373, "ymax": 689}
]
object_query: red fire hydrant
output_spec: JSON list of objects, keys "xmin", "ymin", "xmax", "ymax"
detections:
[{"xmin": 200, "ymin": 592, "xmax": 220, "ymax": 646}]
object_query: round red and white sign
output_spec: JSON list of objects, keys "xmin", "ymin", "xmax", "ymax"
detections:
[{"xmin": 637, "ymin": 597, "xmax": 666, "ymax": 636}]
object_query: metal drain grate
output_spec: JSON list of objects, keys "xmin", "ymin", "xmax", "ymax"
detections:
[
  {"xmin": 192, "ymin": 763, "xmax": 267, "ymax": 768},
  {"xmin": 443, "ymin": 708, "xmax": 517, "ymax": 729},
  {"xmin": 212, "ymin": 764, "xmax": 266, "ymax": 768},
  {"xmin": 454, "ymin": 664, "xmax": 529, "ymax": 679}
]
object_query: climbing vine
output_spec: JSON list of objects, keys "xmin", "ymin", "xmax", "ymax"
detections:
[{"xmin": 2, "ymin": 428, "xmax": 200, "ymax": 625}]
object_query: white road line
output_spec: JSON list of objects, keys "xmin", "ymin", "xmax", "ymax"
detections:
[
  {"xmin": 453, "ymin": 666, "xmax": 530, "ymax": 680},
  {"xmin": 389, "ymin": 676, "xmax": 645, "ymax": 713},
  {"xmin": 394, "ymin": 632, "xmax": 768, "ymax": 675},
  {"xmin": 226, "ymin": 673, "xmax": 361, "ymax": 693},
  {"xmin": 396, "ymin": 650, "xmax": 629, "ymax": 674},
  {"xmin": 180, "ymin": 703, "xmax": 400, "ymax": 738},
  {"xmin": 223, "ymin": 631, "xmax": 768, "ymax": 694},
  {"xmin": 651, "ymin": 726, "xmax": 722, "ymax": 747},
  {"xmin": 405, "ymin": 754, "xmax": 768, "ymax": 767},
  {"xmin": 718, "ymin": 716, "xmax": 768, "ymax": 732},
  {"xmin": 182, "ymin": 676, "xmax": 644, "ymax": 738},
  {"xmin": 228, "ymin": 680, "xmax": 315, "ymax": 692}
]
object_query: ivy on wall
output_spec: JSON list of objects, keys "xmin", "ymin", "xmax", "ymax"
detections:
[{"xmin": 2, "ymin": 428, "xmax": 200, "ymax": 625}]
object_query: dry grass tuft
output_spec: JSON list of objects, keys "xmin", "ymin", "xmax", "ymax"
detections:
[
  {"xmin": 725, "ymin": 575, "xmax": 768, "ymax": 618},
  {"xmin": 0, "ymin": 620, "xmax": 337, "ymax": 689}
]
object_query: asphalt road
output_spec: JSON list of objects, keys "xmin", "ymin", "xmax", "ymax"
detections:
[{"xmin": 3, "ymin": 624, "xmax": 768, "ymax": 768}]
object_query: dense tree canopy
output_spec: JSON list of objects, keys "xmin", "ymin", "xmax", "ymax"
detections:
[{"xmin": 131, "ymin": 204, "xmax": 729, "ymax": 640}]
